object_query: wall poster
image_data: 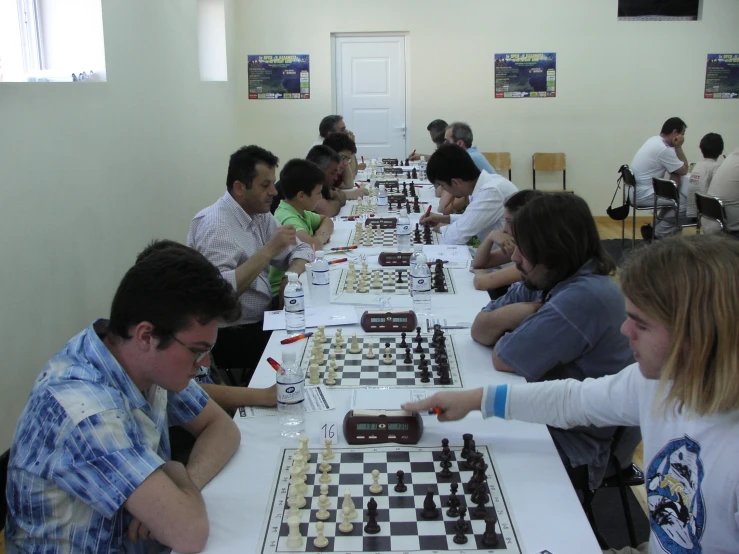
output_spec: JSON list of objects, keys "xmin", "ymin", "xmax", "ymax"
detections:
[
  {"xmin": 704, "ymin": 54, "xmax": 739, "ymax": 99},
  {"xmin": 495, "ymin": 53, "xmax": 556, "ymax": 98},
  {"xmin": 248, "ymin": 55, "xmax": 310, "ymax": 99}
]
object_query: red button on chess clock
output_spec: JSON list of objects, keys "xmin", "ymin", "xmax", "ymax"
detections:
[
  {"xmin": 360, "ymin": 310, "xmax": 417, "ymax": 332},
  {"xmin": 343, "ymin": 409, "xmax": 423, "ymax": 445}
]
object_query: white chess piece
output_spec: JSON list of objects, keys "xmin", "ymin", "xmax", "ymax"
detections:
[
  {"xmin": 329, "ymin": 352, "xmax": 336, "ymax": 364},
  {"xmin": 383, "ymin": 350, "xmax": 393, "ymax": 365},
  {"xmin": 287, "ymin": 487, "xmax": 303, "ymax": 516},
  {"xmin": 324, "ymin": 438, "xmax": 334, "ymax": 460},
  {"xmin": 326, "ymin": 367, "xmax": 337, "ymax": 386},
  {"xmin": 342, "ymin": 488, "xmax": 357, "ymax": 519},
  {"xmin": 298, "ymin": 435, "xmax": 310, "ymax": 460},
  {"xmin": 313, "ymin": 521, "xmax": 329, "ymax": 548},
  {"xmin": 329, "ymin": 358, "xmax": 338, "ymax": 371},
  {"xmin": 349, "ymin": 334, "xmax": 361, "ymax": 354},
  {"xmin": 335, "ymin": 328, "xmax": 343, "ymax": 346},
  {"xmin": 315, "ymin": 494, "xmax": 330, "ymax": 521},
  {"xmin": 320, "ymin": 483, "xmax": 329, "ymax": 496},
  {"xmin": 286, "ymin": 515, "xmax": 303, "ymax": 548},
  {"xmin": 309, "ymin": 363, "xmax": 320, "ymax": 385},
  {"xmin": 369, "ymin": 469, "xmax": 383, "ymax": 494},
  {"xmin": 338, "ymin": 506, "xmax": 354, "ymax": 533},
  {"xmin": 319, "ymin": 451, "xmax": 332, "ymax": 473},
  {"xmin": 366, "ymin": 343, "xmax": 376, "ymax": 359},
  {"xmin": 319, "ymin": 465, "xmax": 331, "ymax": 484}
]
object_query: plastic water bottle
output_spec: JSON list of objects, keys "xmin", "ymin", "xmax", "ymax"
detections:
[
  {"xmin": 409, "ymin": 243, "xmax": 424, "ymax": 267},
  {"xmin": 411, "ymin": 251, "xmax": 432, "ymax": 314},
  {"xmin": 377, "ymin": 185, "xmax": 388, "ymax": 214},
  {"xmin": 397, "ymin": 209, "xmax": 411, "ymax": 251},
  {"xmin": 311, "ymin": 251, "xmax": 330, "ymax": 304},
  {"xmin": 276, "ymin": 351, "xmax": 305, "ymax": 437},
  {"xmin": 284, "ymin": 272, "xmax": 305, "ymax": 334}
]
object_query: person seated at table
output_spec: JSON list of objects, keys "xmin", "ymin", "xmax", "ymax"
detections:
[
  {"xmin": 420, "ymin": 143, "xmax": 518, "ymax": 245},
  {"xmin": 187, "ymin": 145, "xmax": 313, "ymax": 385},
  {"xmin": 470, "ymin": 189, "xmax": 543, "ymax": 299},
  {"xmin": 443, "ymin": 121, "xmax": 497, "ymax": 175},
  {"xmin": 686, "ymin": 132, "xmax": 724, "ymax": 219},
  {"xmin": 470, "ymin": 192, "xmax": 635, "ymax": 489},
  {"xmin": 705, "ymin": 146, "xmax": 739, "ymax": 237},
  {"xmin": 269, "ymin": 159, "xmax": 334, "ymax": 295},
  {"xmin": 309, "ymin": 114, "xmax": 366, "ymax": 172},
  {"xmin": 5, "ymin": 246, "xmax": 242, "ymax": 554},
  {"xmin": 405, "ymin": 234, "xmax": 739, "ymax": 554},
  {"xmin": 307, "ymin": 145, "xmax": 347, "ymax": 217},
  {"xmin": 630, "ymin": 117, "xmax": 690, "ymax": 239},
  {"xmin": 322, "ymin": 132, "xmax": 367, "ymax": 200},
  {"xmin": 408, "ymin": 118, "xmax": 448, "ymax": 161}
]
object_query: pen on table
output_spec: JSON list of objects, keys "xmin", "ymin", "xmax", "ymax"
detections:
[
  {"xmin": 266, "ymin": 357, "xmax": 284, "ymax": 373},
  {"xmin": 424, "ymin": 205, "xmax": 432, "ymax": 218},
  {"xmin": 361, "ymin": 155, "xmax": 365, "ymax": 164},
  {"xmin": 410, "ymin": 149, "xmax": 416, "ymax": 158},
  {"xmin": 280, "ymin": 332, "xmax": 314, "ymax": 345},
  {"xmin": 328, "ymin": 257, "xmax": 348, "ymax": 265},
  {"xmin": 330, "ymin": 245, "xmax": 357, "ymax": 251}
]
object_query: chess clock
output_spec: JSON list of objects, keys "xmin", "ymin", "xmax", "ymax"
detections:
[
  {"xmin": 378, "ymin": 252, "xmax": 413, "ymax": 266},
  {"xmin": 360, "ymin": 310, "xmax": 417, "ymax": 332},
  {"xmin": 364, "ymin": 217, "xmax": 397, "ymax": 229},
  {"xmin": 343, "ymin": 409, "xmax": 423, "ymax": 445}
]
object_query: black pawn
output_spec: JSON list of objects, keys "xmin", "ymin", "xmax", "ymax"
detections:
[
  {"xmin": 418, "ymin": 353, "xmax": 428, "ymax": 369},
  {"xmin": 482, "ymin": 514, "xmax": 499, "ymax": 547},
  {"xmin": 364, "ymin": 498, "xmax": 380, "ymax": 534},
  {"xmin": 396, "ymin": 270, "xmax": 404, "ymax": 284},
  {"xmin": 446, "ymin": 482, "xmax": 459, "ymax": 507},
  {"xmin": 441, "ymin": 438, "xmax": 449, "ymax": 452},
  {"xmin": 420, "ymin": 488, "xmax": 439, "ymax": 519},
  {"xmin": 399, "ymin": 332, "xmax": 407, "ymax": 348},
  {"xmin": 455, "ymin": 505, "xmax": 469, "ymax": 532},
  {"xmin": 446, "ymin": 488, "xmax": 460, "ymax": 517},
  {"xmin": 414, "ymin": 341, "xmax": 424, "ymax": 354},
  {"xmin": 403, "ymin": 348, "xmax": 412, "ymax": 364},
  {"xmin": 412, "ymin": 167, "xmax": 418, "ymax": 179},
  {"xmin": 415, "ymin": 326, "xmax": 423, "ymax": 343},
  {"xmin": 419, "ymin": 367, "xmax": 430, "ymax": 383},
  {"xmin": 439, "ymin": 366, "xmax": 452, "ymax": 385},
  {"xmin": 394, "ymin": 470, "xmax": 407, "ymax": 492},
  {"xmin": 461, "ymin": 433, "xmax": 473, "ymax": 459}
]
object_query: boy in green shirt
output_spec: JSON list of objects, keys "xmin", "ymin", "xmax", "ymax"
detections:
[{"xmin": 269, "ymin": 159, "xmax": 335, "ymax": 295}]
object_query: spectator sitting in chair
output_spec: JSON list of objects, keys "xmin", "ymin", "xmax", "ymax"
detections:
[
  {"xmin": 470, "ymin": 192, "xmax": 636, "ymax": 490},
  {"xmin": 686, "ymin": 132, "xmax": 723, "ymax": 220},
  {"xmin": 705, "ymin": 146, "xmax": 739, "ymax": 237}
]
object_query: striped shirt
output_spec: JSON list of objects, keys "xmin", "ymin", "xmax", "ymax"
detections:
[
  {"xmin": 187, "ymin": 192, "xmax": 313, "ymax": 325},
  {"xmin": 5, "ymin": 320, "xmax": 209, "ymax": 554}
]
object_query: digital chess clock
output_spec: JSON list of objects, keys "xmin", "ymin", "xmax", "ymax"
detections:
[
  {"xmin": 378, "ymin": 252, "xmax": 413, "ymax": 266},
  {"xmin": 365, "ymin": 217, "xmax": 397, "ymax": 229},
  {"xmin": 360, "ymin": 310, "xmax": 417, "ymax": 332},
  {"xmin": 343, "ymin": 409, "xmax": 423, "ymax": 445}
]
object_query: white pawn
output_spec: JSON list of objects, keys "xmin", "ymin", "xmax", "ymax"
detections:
[
  {"xmin": 324, "ymin": 438, "xmax": 334, "ymax": 460},
  {"xmin": 319, "ymin": 450, "xmax": 332, "ymax": 473},
  {"xmin": 315, "ymin": 494, "xmax": 330, "ymax": 521},
  {"xmin": 383, "ymin": 350, "xmax": 393, "ymax": 365},
  {"xmin": 287, "ymin": 487, "xmax": 304, "ymax": 516},
  {"xmin": 319, "ymin": 465, "xmax": 331, "ymax": 484},
  {"xmin": 313, "ymin": 521, "xmax": 329, "ymax": 548},
  {"xmin": 298, "ymin": 435, "xmax": 310, "ymax": 460},
  {"xmin": 309, "ymin": 363, "xmax": 320, "ymax": 385},
  {"xmin": 329, "ymin": 352, "xmax": 337, "ymax": 364},
  {"xmin": 326, "ymin": 367, "xmax": 337, "ymax": 386},
  {"xmin": 320, "ymin": 483, "xmax": 329, "ymax": 496},
  {"xmin": 369, "ymin": 469, "xmax": 383, "ymax": 494},
  {"xmin": 342, "ymin": 488, "xmax": 357, "ymax": 519},
  {"xmin": 329, "ymin": 358, "xmax": 338, "ymax": 372},
  {"xmin": 366, "ymin": 343, "xmax": 376, "ymax": 359},
  {"xmin": 338, "ymin": 506, "xmax": 354, "ymax": 533},
  {"xmin": 335, "ymin": 328, "xmax": 344, "ymax": 346},
  {"xmin": 286, "ymin": 515, "xmax": 303, "ymax": 549},
  {"xmin": 349, "ymin": 334, "xmax": 361, "ymax": 354}
]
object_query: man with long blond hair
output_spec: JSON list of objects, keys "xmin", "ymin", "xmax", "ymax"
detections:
[{"xmin": 404, "ymin": 234, "xmax": 739, "ymax": 553}]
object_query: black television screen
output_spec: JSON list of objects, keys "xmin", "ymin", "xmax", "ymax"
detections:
[{"xmin": 618, "ymin": 0, "xmax": 700, "ymax": 20}]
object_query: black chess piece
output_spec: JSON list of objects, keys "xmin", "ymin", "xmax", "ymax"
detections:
[
  {"xmin": 439, "ymin": 459, "xmax": 452, "ymax": 478},
  {"xmin": 394, "ymin": 470, "xmax": 407, "ymax": 492},
  {"xmin": 441, "ymin": 438, "xmax": 449, "ymax": 451},
  {"xmin": 415, "ymin": 327, "xmax": 423, "ymax": 343},
  {"xmin": 403, "ymin": 348, "xmax": 412, "ymax": 364},
  {"xmin": 461, "ymin": 433, "xmax": 473, "ymax": 459},
  {"xmin": 412, "ymin": 167, "xmax": 418, "ymax": 179},
  {"xmin": 420, "ymin": 488, "xmax": 439, "ymax": 519},
  {"xmin": 396, "ymin": 270, "xmax": 404, "ymax": 283},
  {"xmin": 402, "ymin": 183, "xmax": 408, "ymax": 196},
  {"xmin": 482, "ymin": 513, "xmax": 499, "ymax": 546},
  {"xmin": 364, "ymin": 502, "xmax": 381, "ymax": 534},
  {"xmin": 471, "ymin": 481, "xmax": 490, "ymax": 506},
  {"xmin": 446, "ymin": 482, "xmax": 459, "ymax": 506},
  {"xmin": 452, "ymin": 528, "xmax": 468, "ymax": 545},
  {"xmin": 413, "ymin": 196, "xmax": 420, "ymax": 213},
  {"xmin": 399, "ymin": 332, "xmax": 407, "ymax": 348},
  {"xmin": 418, "ymin": 353, "xmax": 428, "ymax": 369},
  {"xmin": 414, "ymin": 341, "xmax": 424, "ymax": 354},
  {"xmin": 439, "ymin": 366, "xmax": 452, "ymax": 385},
  {"xmin": 419, "ymin": 366, "xmax": 431, "ymax": 383},
  {"xmin": 455, "ymin": 506, "xmax": 469, "ymax": 532},
  {"xmin": 409, "ymin": 183, "xmax": 416, "ymax": 197},
  {"xmin": 405, "ymin": 200, "xmax": 411, "ymax": 213},
  {"xmin": 406, "ymin": 171, "xmax": 411, "ymax": 179}
]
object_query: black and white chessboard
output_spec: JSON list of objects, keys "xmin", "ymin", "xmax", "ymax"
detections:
[
  {"xmin": 298, "ymin": 334, "xmax": 462, "ymax": 389},
  {"xmin": 259, "ymin": 444, "xmax": 522, "ymax": 553},
  {"xmin": 345, "ymin": 228, "xmax": 440, "ymax": 247},
  {"xmin": 334, "ymin": 267, "xmax": 455, "ymax": 296},
  {"xmin": 349, "ymin": 203, "xmax": 425, "ymax": 217}
]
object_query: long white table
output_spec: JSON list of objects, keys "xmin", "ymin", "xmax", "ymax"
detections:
[{"xmin": 178, "ymin": 179, "xmax": 601, "ymax": 554}]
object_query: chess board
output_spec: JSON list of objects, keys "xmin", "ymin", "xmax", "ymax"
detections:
[
  {"xmin": 334, "ymin": 267, "xmax": 455, "ymax": 296},
  {"xmin": 258, "ymin": 444, "xmax": 522, "ymax": 553},
  {"xmin": 349, "ymin": 204, "xmax": 423, "ymax": 216},
  {"xmin": 345, "ymin": 228, "xmax": 440, "ymax": 247},
  {"xmin": 298, "ymin": 333, "xmax": 463, "ymax": 389}
]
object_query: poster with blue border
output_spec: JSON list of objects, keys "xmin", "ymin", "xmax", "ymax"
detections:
[
  {"xmin": 248, "ymin": 55, "xmax": 310, "ymax": 99},
  {"xmin": 495, "ymin": 53, "xmax": 556, "ymax": 98},
  {"xmin": 704, "ymin": 54, "xmax": 739, "ymax": 99}
]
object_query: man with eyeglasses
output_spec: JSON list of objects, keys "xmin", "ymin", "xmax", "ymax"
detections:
[
  {"xmin": 5, "ymin": 246, "xmax": 242, "ymax": 554},
  {"xmin": 322, "ymin": 132, "xmax": 368, "ymax": 200}
]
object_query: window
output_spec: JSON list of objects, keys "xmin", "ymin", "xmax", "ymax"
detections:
[
  {"xmin": 0, "ymin": 0, "xmax": 106, "ymax": 82},
  {"xmin": 198, "ymin": 0, "xmax": 228, "ymax": 82}
]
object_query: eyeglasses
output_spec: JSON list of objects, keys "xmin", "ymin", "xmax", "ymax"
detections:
[
  {"xmin": 340, "ymin": 155, "xmax": 352, "ymax": 162},
  {"xmin": 170, "ymin": 335, "xmax": 214, "ymax": 364}
]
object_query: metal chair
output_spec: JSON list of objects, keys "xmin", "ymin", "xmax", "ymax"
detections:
[
  {"xmin": 652, "ymin": 177, "xmax": 697, "ymax": 235},
  {"xmin": 619, "ymin": 165, "xmax": 653, "ymax": 249},
  {"xmin": 695, "ymin": 192, "xmax": 728, "ymax": 233},
  {"xmin": 482, "ymin": 152, "xmax": 512, "ymax": 181},
  {"xmin": 532, "ymin": 152, "xmax": 566, "ymax": 190}
]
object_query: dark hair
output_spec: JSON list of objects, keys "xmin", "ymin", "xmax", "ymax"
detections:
[
  {"xmin": 661, "ymin": 117, "xmax": 687, "ymax": 136},
  {"xmin": 226, "ymin": 145, "xmax": 279, "ymax": 191},
  {"xmin": 427, "ymin": 119, "xmax": 448, "ymax": 135},
  {"xmin": 319, "ymin": 115, "xmax": 344, "ymax": 138},
  {"xmin": 699, "ymin": 133, "xmax": 724, "ymax": 159},
  {"xmin": 323, "ymin": 133, "xmax": 357, "ymax": 155},
  {"xmin": 447, "ymin": 122, "xmax": 474, "ymax": 148},
  {"xmin": 513, "ymin": 193, "xmax": 616, "ymax": 283},
  {"xmin": 504, "ymin": 190, "xmax": 545, "ymax": 214},
  {"xmin": 110, "ymin": 245, "xmax": 240, "ymax": 347},
  {"xmin": 431, "ymin": 133, "xmax": 447, "ymax": 147},
  {"xmin": 279, "ymin": 159, "xmax": 326, "ymax": 200},
  {"xmin": 426, "ymin": 143, "xmax": 481, "ymax": 184},
  {"xmin": 306, "ymin": 144, "xmax": 341, "ymax": 171}
]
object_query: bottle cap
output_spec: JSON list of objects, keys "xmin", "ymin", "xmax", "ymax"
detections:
[
  {"xmin": 282, "ymin": 351, "xmax": 297, "ymax": 364},
  {"xmin": 286, "ymin": 272, "xmax": 298, "ymax": 281},
  {"xmin": 316, "ymin": 250, "xmax": 325, "ymax": 258}
]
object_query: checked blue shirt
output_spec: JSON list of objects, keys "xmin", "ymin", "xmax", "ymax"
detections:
[{"xmin": 5, "ymin": 320, "xmax": 209, "ymax": 554}]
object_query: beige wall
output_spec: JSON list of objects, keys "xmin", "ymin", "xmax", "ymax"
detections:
[
  {"xmin": 234, "ymin": 0, "xmax": 739, "ymax": 208},
  {"xmin": 0, "ymin": 0, "xmax": 240, "ymax": 449}
]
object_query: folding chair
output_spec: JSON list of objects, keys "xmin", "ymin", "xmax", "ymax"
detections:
[
  {"xmin": 532, "ymin": 152, "xmax": 566, "ymax": 190},
  {"xmin": 695, "ymin": 192, "xmax": 730, "ymax": 233},
  {"xmin": 652, "ymin": 177, "xmax": 697, "ymax": 235},
  {"xmin": 482, "ymin": 152, "xmax": 512, "ymax": 181}
]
